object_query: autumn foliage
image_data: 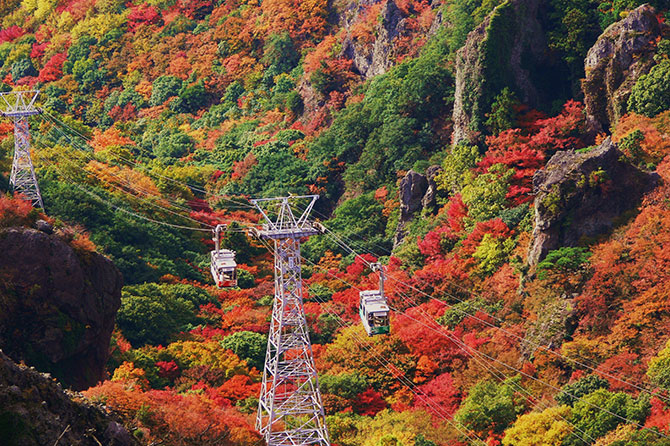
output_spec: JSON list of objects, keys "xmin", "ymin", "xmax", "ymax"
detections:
[{"xmin": 1, "ymin": 0, "xmax": 669, "ymax": 445}]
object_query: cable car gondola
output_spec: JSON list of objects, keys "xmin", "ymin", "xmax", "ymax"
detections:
[
  {"xmin": 210, "ymin": 224, "xmax": 238, "ymax": 288},
  {"xmin": 359, "ymin": 263, "xmax": 390, "ymax": 336}
]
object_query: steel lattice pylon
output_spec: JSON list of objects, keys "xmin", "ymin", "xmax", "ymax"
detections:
[
  {"xmin": 1, "ymin": 90, "xmax": 43, "ymax": 209},
  {"xmin": 251, "ymin": 195, "xmax": 330, "ymax": 446}
]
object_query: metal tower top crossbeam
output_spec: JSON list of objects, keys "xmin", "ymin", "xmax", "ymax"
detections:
[
  {"xmin": 0, "ymin": 90, "xmax": 41, "ymax": 118},
  {"xmin": 251, "ymin": 195, "xmax": 322, "ymax": 239}
]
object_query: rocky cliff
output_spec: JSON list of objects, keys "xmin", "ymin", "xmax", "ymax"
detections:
[
  {"xmin": 338, "ymin": 0, "xmax": 444, "ymax": 80},
  {"xmin": 528, "ymin": 138, "xmax": 658, "ymax": 266},
  {"xmin": 582, "ymin": 4, "xmax": 667, "ymax": 135},
  {"xmin": 452, "ymin": 0, "xmax": 569, "ymax": 146},
  {"xmin": 0, "ymin": 223, "xmax": 122, "ymax": 390},
  {"xmin": 0, "ymin": 349, "xmax": 134, "ymax": 446}
]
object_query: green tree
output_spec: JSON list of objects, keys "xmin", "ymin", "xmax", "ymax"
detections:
[
  {"xmin": 609, "ymin": 428, "xmax": 670, "ymax": 446},
  {"xmin": 174, "ymin": 81, "xmax": 208, "ymax": 113},
  {"xmin": 628, "ymin": 60, "xmax": 670, "ymax": 117},
  {"xmin": 618, "ymin": 129, "xmax": 645, "ymax": 165},
  {"xmin": 473, "ymin": 233, "xmax": 516, "ymax": 275},
  {"xmin": 117, "ymin": 283, "xmax": 201, "ymax": 347},
  {"xmin": 262, "ymin": 32, "xmax": 299, "ymax": 73},
  {"xmin": 502, "ymin": 405, "xmax": 572, "ymax": 446},
  {"xmin": 39, "ymin": 176, "xmax": 205, "ymax": 285},
  {"xmin": 285, "ymin": 91, "xmax": 303, "ymax": 115},
  {"xmin": 154, "ymin": 129, "xmax": 194, "ymax": 160},
  {"xmin": 303, "ymin": 191, "xmax": 390, "ymax": 261},
  {"xmin": 536, "ymin": 247, "xmax": 592, "ymax": 281},
  {"xmin": 150, "ymin": 75, "xmax": 183, "ymax": 106},
  {"xmin": 221, "ymin": 331, "xmax": 267, "ymax": 371},
  {"xmin": 236, "ymin": 268, "xmax": 255, "ymax": 289},
  {"xmin": 565, "ymin": 389, "xmax": 650, "ymax": 446},
  {"xmin": 225, "ymin": 143, "xmax": 312, "ymax": 197},
  {"xmin": 485, "ymin": 87, "xmax": 518, "ymax": 135},
  {"xmin": 72, "ymin": 58, "xmax": 105, "ymax": 91},
  {"xmin": 308, "ymin": 283, "xmax": 334, "ymax": 302},
  {"xmin": 10, "ymin": 57, "xmax": 37, "ymax": 81},
  {"xmin": 555, "ymin": 374, "xmax": 609, "ymax": 406},
  {"xmin": 436, "ymin": 142, "xmax": 481, "ymax": 194},
  {"xmin": 437, "ymin": 298, "xmax": 501, "ymax": 329},
  {"xmin": 647, "ymin": 339, "xmax": 670, "ymax": 392},
  {"xmin": 311, "ymin": 313, "xmax": 340, "ymax": 345},
  {"xmin": 320, "ymin": 372, "xmax": 369, "ymax": 401},
  {"xmin": 454, "ymin": 379, "xmax": 526, "ymax": 439},
  {"xmin": 461, "ymin": 163, "xmax": 513, "ymax": 225},
  {"xmin": 414, "ymin": 434, "xmax": 437, "ymax": 446}
]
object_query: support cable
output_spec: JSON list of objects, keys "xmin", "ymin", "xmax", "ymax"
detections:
[
  {"xmin": 42, "ymin": 111, "xmax": 255, "ymax": 210},
  {"xmin": 302, "ymin": 249, "xmax": 596, "ymax": 445},
  {"xmin": 314, "ymin": 222, "xmax": 669, "ymax": 404}
]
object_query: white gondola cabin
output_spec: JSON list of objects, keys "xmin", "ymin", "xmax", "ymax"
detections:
[
  {"xmin": 359, "ymin": 263, "xmax": 390, "ymax": 336},
  {"xmin": 210, "ymin": 224, "xmax": 238, "ymax": 288}
]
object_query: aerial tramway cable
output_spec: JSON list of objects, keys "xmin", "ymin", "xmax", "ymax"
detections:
[
  {"xmin": 30, "ymin": 111, "xmax": 488, "ymax": 443},
  {"xmin": 41, "ymin": 111, "xmax": 255, "ymax": 210},
  {"xmin": 298, "ymin": 249, "xmax": 596, "ymax": 445},
  {"xmin": 34, "ymin": 148, "xmax": 214, "ymax": 232},
  {"xmin": 34, "ymin": 133, "xmax": 216, "ymax": 231},
  {"xmin": 35, "ymin": 117, "xmax": 254, "ymax": 234},
  {"xmin": 303, "ymin": 248, "xmax": 668, "ymax": 443},
  {"xmin": 42, "ymin": 114, "xmax": 666, "ymax": 409},
  {"xmin": 38, "ymin": 114, "xmax": 230, "ymax": 216},
  {"xmin": 312, "ymin": 220, "xmax": 670, "ymax": 405},
  {"xmin": 309, "ymin": 227, "xmax": 670, "ymax": 440}
]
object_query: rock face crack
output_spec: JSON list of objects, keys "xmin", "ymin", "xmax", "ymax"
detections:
[
  {"xmin": 528, "ymin": 137, "xmax": 658, "ymax": 266},
  {"xmin": 0, "ymin": 227, "xmax": 122, "ymax": 390}
]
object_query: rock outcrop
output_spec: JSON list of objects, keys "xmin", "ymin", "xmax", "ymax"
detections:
[
  {"xmin": 452, "ymin": 0, "xmax": 568, "ymax": 146},
  {"xmin": 342, "ymin": 0, "xmax": 404, "ymax": 79},
  {"xmin": 421, "ymin": 165, "xmax": 442, "ymax": 211},
  {"xmin": 340, "ymin": 0, "xmax": 443, "ymax": 80},
  {"xmin": 394, "ymin": 167, "xmax": 442, "ymax": 246},
  {"xmin": 0, "ymin": 350, "xmax": 135, "ymax": 446},
  {"xmin": 582, "ymin": 4, "xmax": 667, "ymax": 135},
  {"xmin": 528, "ymin": 138, "xmax": 658, "ymax": 266},
  {"xmin": 0, "ymin": 225, "xmax": 122, "ymax": 390}
]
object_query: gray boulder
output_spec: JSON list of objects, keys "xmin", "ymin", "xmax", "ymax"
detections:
[{"xmin": 528, "ymin": 137, "xmax": 658, "ymax": 265}]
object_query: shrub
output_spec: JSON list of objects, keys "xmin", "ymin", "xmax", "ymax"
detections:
[
  {"xmin": 117, "ymin": 284, "xmax": 203, "ymax": 347},
  {"xmin": 628, "ymin": 60, "xmax": 670, "ymax": 117},
  {"xmin": 555, "ymin": 374, "xmax": 609, "ymax": 406},
  {"xmin": 150, "ymin": 76, "xmax": 183, "ymax": 106},
  {"xmin": 221, "ymin": 331, "xmax": 267, "ymax": 371}
]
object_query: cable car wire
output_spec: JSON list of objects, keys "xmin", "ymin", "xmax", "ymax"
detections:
[
  {"xmin": 36, "ymin": 154, "xmax": 214, "ymax": 232},
  {"xmin": 300, "ymin": 250, "xmax": 595, "ymax": 445},
  {"xmin": 31, "ymin": 112, "xmax": 668, "ymax": 434},
  {"xmin": 42, "ymin": 111, "xmax": 256, "ymax": 210},
  {"xmin": 388, "ymin": 305, "xmax": 597, "ymax": 445},
  {"xmin": 303, "ymin": 248, "xmax": 666, "ymax": 442},
  {"xmin": 314, "ymin": 221, "xmax": 670, "ymax": 405},
  {"xmin": 35, "ymin": 118, "xmax": 256, "ymax": 234},
  {"xmin": 34, "ymin": 135, "xmax": 217, "ymax": 231},
  {"xmin": 38, "ymin": 114, "xmax": 230, "ymax": 215}
]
